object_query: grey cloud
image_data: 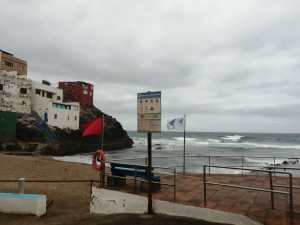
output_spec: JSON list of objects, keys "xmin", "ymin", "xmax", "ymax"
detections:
[{"xmin": 1, "ymin": 0, "xmax": 300, "ymax": 132}]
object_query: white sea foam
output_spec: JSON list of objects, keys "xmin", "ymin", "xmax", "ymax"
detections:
[
  {"xmin": 244, "ymin": 157, "xmax": 284, "ymax": 165},
  {"xmin": 176, "ymin": 137, "xmax": 300, "ymax": 150},
  {"xmin": 133, "ymin": 135, "xmax": 300, "ymax": 151},
  {"xmin": 220, "ymin": 135, "xmax": 245, "ymax": 142},
  {"xmin": 173, "ymin": 137, "xmax": 197, "ymax": 142},
  {"xmin": 53, "ymin": 133, "xmax": 300, "ymax": 175},
  {"xmin": 53, "ymin": 154, "xmax": 92, "ymax": 165}
]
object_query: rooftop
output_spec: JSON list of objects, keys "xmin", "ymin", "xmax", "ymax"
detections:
[
  {"xmin": 0, "ymin": 49, "xmax": 13, "ymax": 56},
  {"xmin": 60, "ymin": 81, "xmax": 93, "ymax": 86}
]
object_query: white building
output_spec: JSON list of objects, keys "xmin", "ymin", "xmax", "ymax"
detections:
[
  {"xmin": 0, "ymin": 70, "xmax": 32, "ymax": 114},
  {"xmin": 31, "ymin": 80, "xmax": 80, "ymax": 130},
  {"xmin": 31, "ymin": 80, "xmax": 63, "ymax": 118},
  {"xmin": 47, "ymin": 101, "xmax": 80, "ymax": 130}
]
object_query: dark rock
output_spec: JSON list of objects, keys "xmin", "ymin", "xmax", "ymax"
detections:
[{"xmin": 4, "ymin": 105, "xmax": 134, "ymax": 156}]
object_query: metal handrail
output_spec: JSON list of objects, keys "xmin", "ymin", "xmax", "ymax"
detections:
[
  {"xmin": 110, "ymin": 155, "xmax": 300, "ymax": 160},
  {"xmin": 109, "ymin": 155, "xmax": 300, "ymax": 175},
  {"xmin": 202, "ymin": 165, "xmax": 294, "ymax": 215},
  {"xmin": 108, "ymin": 160, "xmax": 175, "ymax": 171},
  {"xmin": 206, "ymin": 182, "xmax": 289, "ymax": 194}
]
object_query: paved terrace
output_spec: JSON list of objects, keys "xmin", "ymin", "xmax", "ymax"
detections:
[{"xmin": 116, "ymin": 173, "xmax": 300, "ymax": 225}]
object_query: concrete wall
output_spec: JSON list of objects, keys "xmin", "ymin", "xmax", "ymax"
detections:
[
  {"xmin": 0, "ymin": 71, "xmax": 32, "ymax": 114},
  {"xmin": 48, "ymin": 102, "xmax": 80, "ymax": 130},
  {"xmin": 0, "ymin": 193, "xmax": 46, "ymax": 216},
  {"xmin": 90, "ymin": 188, "xmax": 261, "ymax": 225},
  {"xmin": 90, "ymin": 188, "xmax": 148, "ymax": 214}
]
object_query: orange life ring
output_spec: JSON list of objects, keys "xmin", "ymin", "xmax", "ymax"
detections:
[{"xmin": 92, "ymin": 149, "xmax": 105, "ymax": 171}]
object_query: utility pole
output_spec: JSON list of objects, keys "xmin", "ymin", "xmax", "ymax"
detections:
[{"xmin": 147, "ymin": 132, "xmax": 153, "ymax": 214}]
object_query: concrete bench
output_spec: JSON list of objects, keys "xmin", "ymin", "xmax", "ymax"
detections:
[{"xmin": 0, "ymin": 193, "xmax": 47, "ymax": 216}]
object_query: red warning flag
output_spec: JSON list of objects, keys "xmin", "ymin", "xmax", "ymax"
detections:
[{"xmin": 82, "ymin": 117, "xmax": 104, "ymax": 137}]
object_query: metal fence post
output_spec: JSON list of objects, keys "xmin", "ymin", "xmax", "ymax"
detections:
[
  {"xmin": 241, "ymin": 157, "xmax": 244, "ymax": 176},
  {"xmin": 18, "ymin": 178, "xmax": 25, "ymax": 194},
  {"xmin": 289, "ymin": 173, "xmax": 294, "ymax": 216},
  {"xmin": 90, "ymin": 180, "xmax": 93, "ymax": 202},
  {"xmin": 173, "ymin": 168, "xmax": 176, "ymax": 201},
  {"xmin": 269, "ymin": 171, "xmax": 274, "ymax": 209},
  {"xmin": 273, "ymin": 157, "xmax": 276, "ymax": 176},
  {"xmin": 208, "ymin": 156, "xmax": 211, "ymax": 175},
  {"xmin": 203, "ymin": 166, "xmax": 207, "ymax": 206},
  {"xmin": 134, "ymin": 168, "xmax": 137, "ymax": 193}
]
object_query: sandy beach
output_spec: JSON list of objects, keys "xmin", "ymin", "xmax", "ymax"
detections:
[{"xmin": 0, "ymin": 153, "xmax": 98, "ymax": 225}]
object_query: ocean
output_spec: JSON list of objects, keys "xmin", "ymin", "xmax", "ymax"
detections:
[{"xmin": 54, "ymin": 131, "xmax": 300, "ymax": 175}]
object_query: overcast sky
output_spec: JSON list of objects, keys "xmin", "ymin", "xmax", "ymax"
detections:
[{"xmin": 1, "ymin": 1, "xmax": 300, "ymax": 133}]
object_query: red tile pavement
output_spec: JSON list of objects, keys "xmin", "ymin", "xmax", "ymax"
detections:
[
  {"xmin": 112, "ymin": 173, "xmax": 300, "ymax": 225},
  {"xmin": 154, "ymin": 174, "xmax": 300, "ymax": 225}
]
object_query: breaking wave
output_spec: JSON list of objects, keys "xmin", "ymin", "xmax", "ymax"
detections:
[{"xmin": 132, "ymin": 135, "xmax": 300, "ymax": 151}]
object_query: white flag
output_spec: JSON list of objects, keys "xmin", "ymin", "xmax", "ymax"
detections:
[{"xmin": 167, "ymin": 117, "xmax": 185, "ymax": 131}]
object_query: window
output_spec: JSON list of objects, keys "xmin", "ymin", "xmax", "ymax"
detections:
[
  {"xmin": 42, "ymin": 91, "xmax": 45, "ymax": 97},
  {"xmin": 35, "ymin": 89, "xmax": 41, "ymax": 95},
  {"xmin": 44, "ymin": 113, "xmax": 48, "ymax": 122},
  {"xmin": 83, "ymin": 90, "xmax": 88, "ymax": 95},
  {"xmin": 47, "ymin": 92, "xmax": 53, "ymax": 99},
  {"xmin": 156, "ymin": 99, "xmax": 159, "ymax": 103},
  {"xmin": 4, "ymin": 61, "xmax": 13, "ymax": 67},
  {"xmin": 74, "ymin": 116, "xmax": 77, "ymax": 121},
  {"xmin": 57, "ymin": 96, "xmax": 61, "ymax": 101},
  {"xmin": 54, "ymin": 114, "xmax": 58, "ymax": 119},
  {"xmin": 67, "ymin": 116, "xmax": 70, "ymax": 120},
  {"xmin": 20, "ymin": 88, "xmax": 27, "ymax": 94},
  {"xmin": 0, "ymin": 84, "xmax": 3, "ymax": 91}
]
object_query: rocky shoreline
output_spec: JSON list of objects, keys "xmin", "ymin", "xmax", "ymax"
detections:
[{"xmin": 0, "ymin": 106, "xmax": 133, "ymax": 156}]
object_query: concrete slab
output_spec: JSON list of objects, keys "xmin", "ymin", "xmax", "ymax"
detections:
[
  {"xmin": 0, "ymin": 192, "xmax": 46, "ymax": 216},
  {"xmin": 90, "ymin": 187, "xmax": 261, "ymax": 225}
]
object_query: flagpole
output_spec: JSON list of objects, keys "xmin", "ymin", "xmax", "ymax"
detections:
[
  {"xmin": 183, "ymin": 114, "xmax": 186, "ymax": 175},
  {"xmin": 101, "ymin": 115, "xmax": 105, "ymax": 187},
  {"xmin": 101, "ymin": 115, "xmax": 105, "ymax": 149}
]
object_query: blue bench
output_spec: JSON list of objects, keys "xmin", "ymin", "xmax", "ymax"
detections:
[{"xmin": 110, "ymin": 162, "xmax": 161, "ymax": 191}]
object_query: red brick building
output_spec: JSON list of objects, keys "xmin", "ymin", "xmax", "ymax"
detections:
[{"xmin": 58, "ymin": 81, "xmax": 93, "ymax": 108}]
